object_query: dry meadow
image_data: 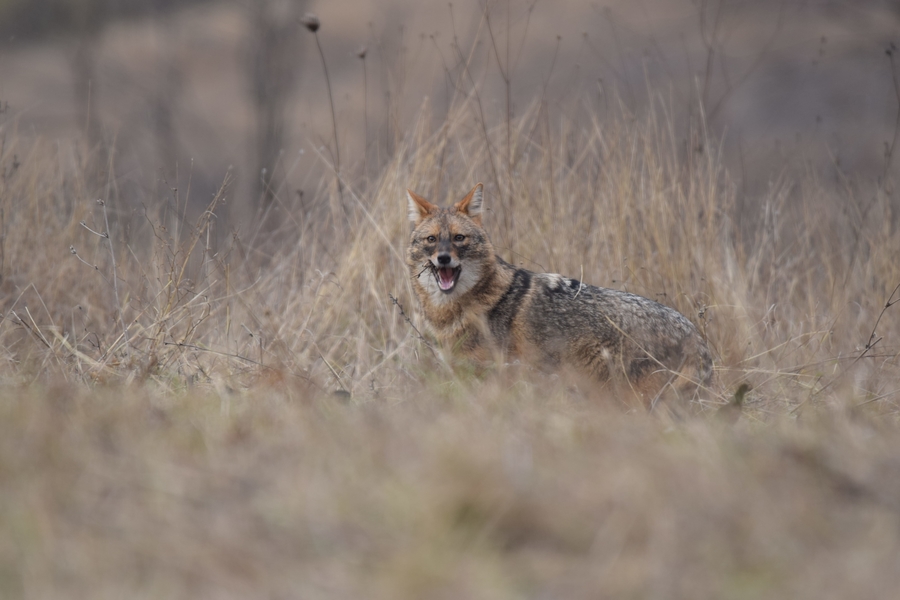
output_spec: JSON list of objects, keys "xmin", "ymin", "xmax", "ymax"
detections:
[{"xmin": 1, "ymin": 1, "xmax": 900, "ymax": 598}]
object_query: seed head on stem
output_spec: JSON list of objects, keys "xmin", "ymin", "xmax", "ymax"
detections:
[
  {"xmin": 300, "ymin": 13, "xmax": 320, "ymax": 32},
  {"xmin": 301, "ymin": 12, "xmax": 342, "ymax": 206}
]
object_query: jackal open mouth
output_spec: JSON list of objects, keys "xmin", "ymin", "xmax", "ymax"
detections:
[{"xmin": 434, "ymin": 265, "xmax": 461, "ymax": 292}]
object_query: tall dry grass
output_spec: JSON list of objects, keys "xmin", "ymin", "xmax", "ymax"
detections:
[
  {"xmin": 1, "ymin": 17, "xmax": 900, "ymax": 596},
  {"xmin": 2, "ymin": 90, "xmax": 897, "ymax": 413}
]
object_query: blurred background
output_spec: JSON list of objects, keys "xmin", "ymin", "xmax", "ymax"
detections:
[{"xmin": 0, "ymin": 0, "xmax": 898, "ymax": 229}]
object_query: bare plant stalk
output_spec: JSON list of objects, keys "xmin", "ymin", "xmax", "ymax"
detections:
[
  {"xmin": 883, "ymin": 43, "xmax": 900, "ymax": 181},
  {"xmin": 513, "ymin": 34, "xmax": 560, "ymax": 170},
  {"xmin": 99, "ymin": 198, "xmax": 129, "ymax": 352},
  {"xmin": 705, "ymin": 0, "xmax": 787, "ymax": 121},
  {"xmin": 389, "ymin": 293, "xmax": 438, "ymax": 359},
  {"xmin": 698, "ymin": 0, "xmax": 724, "ymax": 112},
  {"xmin": 358, "ymin": 47, "xmax": 368, "ymax": 186},
  {"xmin": 309, "ymin": 22, "xmax": 342, "ymax": 204},
  {"xmin": 484, "ymin": 0, "xmax": 512, "ymax": 175},
  {"xmin": 813, "ymin": 280, "xmax": 900, "ymax": 402},
  {"xmin": 363, "ymin": 56, "xmax": 368, "ymax": 183},
  {"xmin": 861, "ymin": 281, "xmax": 900, "ymax": 356},
  {"xmin": 448, "ymin": 4, "xmax": 501, "ymax": 201}
]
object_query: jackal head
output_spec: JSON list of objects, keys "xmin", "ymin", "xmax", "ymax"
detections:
[{"xmin": 406, "ymin": 183, "xmax": 493, "ymax": 303}]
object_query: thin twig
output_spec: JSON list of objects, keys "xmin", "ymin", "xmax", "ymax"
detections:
[
  {"xmin": 860, "ymin": 282, "xmax": 900, "ymax": 360},
  {"xmin": 512, "ymin": 1, "xmax": 538, "ymax": 72},
  {"xmin": 318, "ymin": 352, "xmax": 348, "ymax": 393},
  {"xmin": 79, "ymin": 220, "xmax": 107, "ymax": 238},
  {"xmin": 10, "ymin": 310, "xmax": 51, "ymax": 349},
  {"xmin": 811, "ymin": 281, "xmax": 900, "ymax": 401},
  {"xmin": 164, "ymin": 341, "xmax": 265, "ymax": 367},
  {"xmin": 389, "ymin": 293, "xmax": 438, "ymax": 359},
  {"xmin": 70, "ymin": 245, "xmax": 113, "ymax": 286},
  {"xmin": 853, "ymin": 387, "xmax": 900, "ymax": 409}
]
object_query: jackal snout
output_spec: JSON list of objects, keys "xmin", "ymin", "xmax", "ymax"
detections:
[
  {"xmin": 432, "ymin": 251, "xmax": 460, "ymax": 292},
  {"xmin": 429, "ymin": 249, "xmax": 460, "ymax": 292}
]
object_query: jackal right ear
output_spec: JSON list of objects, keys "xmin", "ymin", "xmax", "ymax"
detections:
[
  {"xmin": 454, "ymin": 183, "xmax": 483, "ymax": 224},
  {"xmin": 407, "ymin": 189, "xmax": 437, "ymax": 225}
]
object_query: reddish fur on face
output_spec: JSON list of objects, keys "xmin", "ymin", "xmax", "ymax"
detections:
[{"xmin": 407, "ymin": 184, "xmax": 494, "ymax": 305}]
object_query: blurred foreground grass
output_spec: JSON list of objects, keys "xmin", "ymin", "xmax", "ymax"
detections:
[{"xmin": 2, "ymin": 379, "xmax": 900, "ymax": 599}]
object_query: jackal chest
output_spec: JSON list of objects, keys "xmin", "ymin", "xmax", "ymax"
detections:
[{"xmin": 426, "ymin": 306, "xmax": 526, "ymax": 361}]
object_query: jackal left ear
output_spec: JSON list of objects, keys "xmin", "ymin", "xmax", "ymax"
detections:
[
  {"xmin": 407, "ymin": 189, "xmax": 437, "ymax": 224},
  {"xmin": 455, "ymin": 183, "xmax": 483, "ymax": 223}
]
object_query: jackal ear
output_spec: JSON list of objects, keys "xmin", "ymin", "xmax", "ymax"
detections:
[
  {"xmin": 454, "ymin": 183, "xmax": 483, "ymax": 223},
  {"xmin": 407, "ymin": 189, "xmax": 437, "ymax": 224}
]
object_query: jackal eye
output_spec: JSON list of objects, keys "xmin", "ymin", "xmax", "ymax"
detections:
[
  {"xmin": 426, "ymin": 235, "xmax": 436, "ymax": 243},
  {"xmin": 454, "ymin": 234, "xmax": 465, "ymax": 242}
]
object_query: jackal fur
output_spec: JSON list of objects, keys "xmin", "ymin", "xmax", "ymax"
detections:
[{"xmin": 406, "ymin": 183, "xmax": 713, "ymax": 401}]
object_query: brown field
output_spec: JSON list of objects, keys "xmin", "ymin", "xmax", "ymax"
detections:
[{"xmin": 1, "ymin": 1, "xmax": 900, "ymax": 598}]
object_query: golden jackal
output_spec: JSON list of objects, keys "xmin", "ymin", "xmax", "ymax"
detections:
[{"xmin": 406, "ymin": 183, "xmax": 713, "ymax": 402}]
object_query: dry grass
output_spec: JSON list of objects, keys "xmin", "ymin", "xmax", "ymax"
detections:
[
  {"xmin": 2, "ymin": 12, "xmax": 900, "ymax": 596},
  {"xmin": 3, "ymin": 382, "xmax": 900, "ymax": 599},
  {"xmin": 2, "ymin": 94, "xmax": 897, "ymax": 409}
]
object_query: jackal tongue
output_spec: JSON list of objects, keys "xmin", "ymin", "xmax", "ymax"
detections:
[{"xmin": 437, "ymin": 267, "xmax": 456, "ymax": 290}]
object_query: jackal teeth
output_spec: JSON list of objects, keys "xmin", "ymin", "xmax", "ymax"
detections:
[{"xmin": 434, "ymin": 265, "xmax": 461, "ymax": 292}]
